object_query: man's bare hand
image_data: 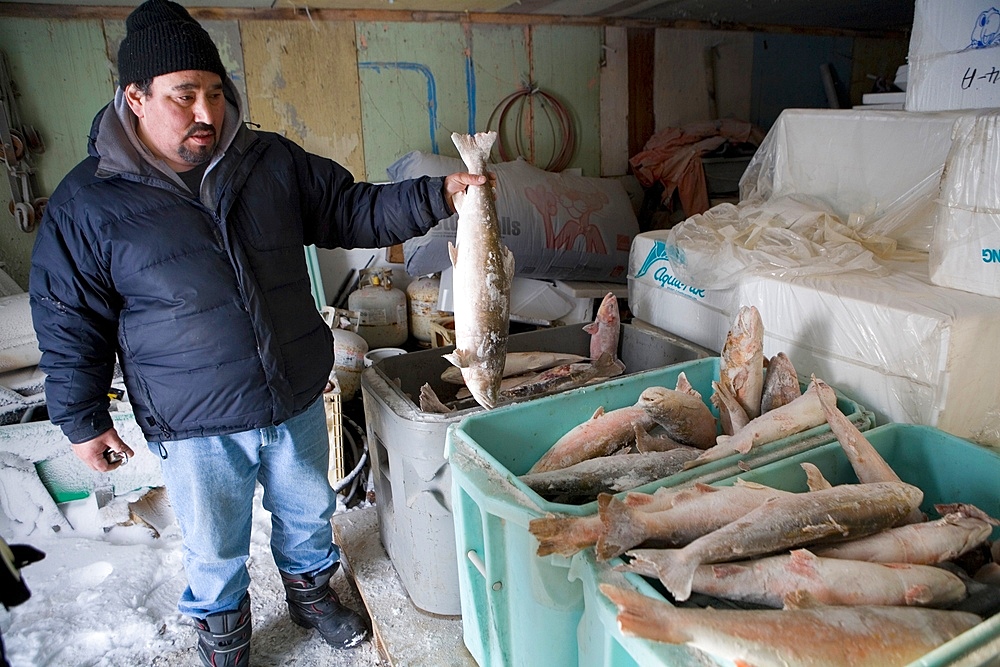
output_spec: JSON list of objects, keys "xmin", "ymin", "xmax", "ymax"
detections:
[
  {"xmin": 442, "ymin": 171, "xmax": 493, "ymax": 214},
  {"xmin": 72, "ymin": 428, "xmax": 135, "ymax": 472}
]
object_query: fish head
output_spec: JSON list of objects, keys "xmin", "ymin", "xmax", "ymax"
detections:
[
  {"xmin": 637, "ymin": 386, "xmax": 672, "ymax": 410},
  {"xmin": 595, "ymin": 292, "xmax": 619, "ymax": 324},
  {"xmin": 736, "ymin": 304, "xmax": 763, "ymax": 336},
  {"xmin": 463, "ymin": 366, "xmax": 502, "ymax": 410}
]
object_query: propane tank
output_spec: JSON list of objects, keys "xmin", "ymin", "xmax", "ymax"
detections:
[
  {"xmin": 348, "ymin": 268, "xmax": 408, "ymax": 349},
  {"xmin": 405, "ymin": 273, "xmax": 442, "ymax": 347},
  {"xmin": 321, "ymin": 307, "xmax": 368, "ymax": 401}
]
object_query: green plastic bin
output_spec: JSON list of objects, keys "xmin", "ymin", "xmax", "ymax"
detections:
[
  {"xmin": 446, "ymin": 356, "xmax": 872, "ymax": 667},
  {"xmin": 576, "ymin": 422, "xmax": 1000, "ymax": 667}
]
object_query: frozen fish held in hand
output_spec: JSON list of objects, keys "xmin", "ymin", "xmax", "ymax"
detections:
[{"xmin": 443, "ymin": 131, "xmax": 513, "ymax": 410}]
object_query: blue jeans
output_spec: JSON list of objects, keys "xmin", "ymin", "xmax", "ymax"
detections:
[{"xmin": 149, "ymin": 398, "xmax": 339, "ymax": 618}]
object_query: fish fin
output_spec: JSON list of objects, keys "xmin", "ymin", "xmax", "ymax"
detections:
[
  {"xmin": 528, "ymin": 514, "xmax": 600, "ymax": 557},
  {"xmin": 443, "ymin": 350, "xmax": 469, "ymax": 369},
  {"xmin": 452, "ymin": 130, "xmax": 497, "ymax": 167},
  {"xmin": 801, "ymin": 462, "xmax": 833, "ymax": 492},
  {"xmin": 583, "ymin": 321, "xmax": 598, "ymax": 335},
  {"xmin": 634, "ymin": 425, "xmax": 651, "ymax": 453},
  {"xmin": 934, "ymin": 503, "xmax": 1000, "ymax": 525},
  {"xmin": 448, "ymin": 241, "xmax": 459, "ymax": 267},
  {"xmin": 589, "ymin": 406, "xmax": 606, "ymax": 420},
  {"xmin": 600, "ymin": 584, "xmax": 690, "ymax": 645},
  {"xmin": 782, "ymin": 589, "xmax": 825, "ymax": 610},
  {"xmin": 716, "ymin": 434, "xmax": 730, "ymax": 448},
  {"xmin": 904, "ymin": 584, "xmax": 935, "ymax": 606},
  {"xmin": 635, "ymin": 424, "xmax": 684, "ymax": 454},
  {"xmin": 596, "ymin": 494, "xmax": 647, "ymax": 560},
  {"xmin": 595, "ymin": 352, "xmax": 626, "ymax": 378},
  {"xmin": 654, "ymin": 549, "xmax": 697, "ymax": 602},
  {"xmin": 733, "ymin": 479, "xmax": 772, "ymax": 490}
]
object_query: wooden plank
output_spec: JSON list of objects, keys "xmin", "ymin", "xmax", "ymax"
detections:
[
  {"xmin": 242, "ymin": 20, "xmax": 366, "ymax": 178},
  {"xmin": 626, "ymin": 27, "xmax": 655, "ymax": 160},
  {"xmin": 0, "ymin": 5, "xmax": 913, "ymax": 38},
  {"xmin": 332, "ymin": 506, "xmax": 476, "ymax": 667},
  {"xmin": 600, "ymin": 25, "xmax": 629, "ymax": 176}
]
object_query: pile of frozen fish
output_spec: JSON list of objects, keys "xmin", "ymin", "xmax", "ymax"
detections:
[
  {"xmin": 527, "ymin": 367, "xmax": 1000, "ymax": 666},
  {"xmin": 517, "ymin": 305, "xmax": 840, "ymax": 503},
  {"xmin": 599, "ymin": 416, "xmax": 999, "ymax": 666}
]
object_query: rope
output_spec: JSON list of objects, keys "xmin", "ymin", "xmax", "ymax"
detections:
[{"xmin": 487, "ymin": 83, "xmax": 576, "ymax": 172}]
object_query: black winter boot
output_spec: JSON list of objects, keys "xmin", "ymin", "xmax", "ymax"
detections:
[
  {"xmin": 280, "ymin": 563, "xmax": 370, "ymax": 649},
  {"xmin": 194, "ymin": 593, "xmax": 252, "ymax": 667}
]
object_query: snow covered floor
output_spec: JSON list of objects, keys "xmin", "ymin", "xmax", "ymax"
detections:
[{"xmin": 1, "ymin": 486, "xmax": 386, "ymax": 667}]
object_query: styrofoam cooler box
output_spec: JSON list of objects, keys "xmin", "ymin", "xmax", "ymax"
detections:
[
  {"xmin": 929, "ymin": 112, "xmax": 1000, "ymax": 299},
  {"xmin": 628, "ymin": 233, "xmax": 736, "ymax": 353},
  {"xmin": 360, "ymin": 322, "xmax": 713, "ymax": 615},
  {"xmin": 630, "ymin": 229, "xmax": 1000, "ymax": 445},
  {"xmin": 739, "ymin": 261, "xmax": 1000, "ymax": 444},
  {"xmin": 907, "ymin": 0, "xmax": 1000, "ymax": 112},
  {"xmin": 574, "ymin": 422, "xmax": 1000, "ymax": 667},
  {"xmin": 446, "ymin": 357, "xmax": 870, "ymax": 667}
]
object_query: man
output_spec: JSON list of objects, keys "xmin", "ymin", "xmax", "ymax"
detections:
[{"xmin": 28, "ymin": 1, "xmax": 484, "ymax": 665}]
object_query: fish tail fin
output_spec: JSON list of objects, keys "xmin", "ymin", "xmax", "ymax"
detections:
[
  {"xmin": 596, "ymin": 494, "xmax": 648, "ymax": 560},
  {"xmin": 655, "ymin": 550, "xmax": 698, "ymax": 602},
  {"xmin": 451, "ymin": 131, "xmax": 497, "ymax": 172},
  {"xmin": 599, "ymin": 584, "xmax": 689, "ymax": 645},
  {"xmin": 528, "ymin": 515, "xmax": 600, "ymax": 557}
]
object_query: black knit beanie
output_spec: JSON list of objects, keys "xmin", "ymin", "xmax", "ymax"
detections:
[{"xmin": 117, "ymin": 0, "xmax": 227, "ymax": 88}]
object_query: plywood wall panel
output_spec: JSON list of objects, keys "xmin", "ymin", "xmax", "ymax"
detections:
[
  {"xmin": 600, "ymin": 26, "xmax": 628, "ymax": 176},
  {"xmin": 0, "ymin": 18, "xmax": 113, "ymax": 288},
  {"xmin": 357, "ymin": 21, "xmax": 471, "ymax": 180},
  {"xmin": 529, "ymin": 24, "xmax": 602, "ymax": 176},
  {"xmin": 466, "ymin": 23, "xmax": 530, "ymax": 151},
  {"xmin": 242, "ymin": 20, "xmax": 365, "ymax": 178}
]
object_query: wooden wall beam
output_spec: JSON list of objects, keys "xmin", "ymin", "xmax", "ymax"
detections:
[
  {"xmin": 0, "ymin": 3, "xmax": 909, "ymax": 38},
  {"xmin": 626, "ymin": 27, "xmax": 655, "ymax": 162}
]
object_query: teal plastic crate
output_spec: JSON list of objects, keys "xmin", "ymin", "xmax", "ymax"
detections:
[
  {"xmin": 446, "ymin": 356, "xmax": 871, "ymax": 667},
  {"xmin": 576, "ymin": 422, "xmax": 1000, "ymax": 667}
]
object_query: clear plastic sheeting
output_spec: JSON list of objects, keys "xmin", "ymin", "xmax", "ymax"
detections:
[
  {"xmin": 930, "ymin": 110, "xmax": 1000, "ymax": 298},
  {"xmin": 662, "ymin": 109, "xmax": 969, "ymax": 291}
]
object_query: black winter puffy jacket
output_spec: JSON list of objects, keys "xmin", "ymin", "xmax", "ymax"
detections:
[{"xmin": 30, "ymin": 95, "xmax": 450, "ymax": 444}]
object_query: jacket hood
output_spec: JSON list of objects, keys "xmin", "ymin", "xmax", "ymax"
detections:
[{"xmin": 89, "ymin": 76, "xmax": 245, "ymax": 186}]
